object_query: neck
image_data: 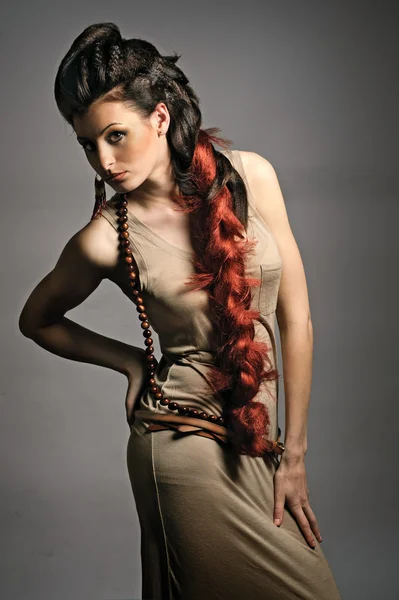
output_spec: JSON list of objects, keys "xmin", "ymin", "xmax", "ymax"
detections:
[{"xmin": 123, "ymin": 141, "xmax": 180, "ymax": 210}]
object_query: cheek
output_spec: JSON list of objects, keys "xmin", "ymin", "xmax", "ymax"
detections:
[{"xmin": 128, "ymin": 128, "xmax": 158, "ymax": 166}]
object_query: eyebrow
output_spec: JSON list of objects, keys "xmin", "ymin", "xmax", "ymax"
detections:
[{"xmin": 76, "ymin": 122, "xmax": 123, "ymax": 142}]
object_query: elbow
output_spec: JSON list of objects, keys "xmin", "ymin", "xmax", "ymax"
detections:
[
  {"xmin": 18, "ymin": 315, "xmax": 34, "ymax": 339},
  {"xmin": 19, "ymin": 308, "xmax": 63, "ymax": 339},
  {"xmin": 18, "ymin": 309, "xmax": 40, "ymax": 339}
]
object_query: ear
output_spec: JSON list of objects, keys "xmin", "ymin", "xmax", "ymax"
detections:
[{"xmin": 151, "ymin": 102, "xmax": 170, "ymax": 134}]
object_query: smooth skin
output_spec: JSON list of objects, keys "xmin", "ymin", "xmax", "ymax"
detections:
[{"xmin": 19, "ymin": 97, "xmax": 321, "ymax": 549}]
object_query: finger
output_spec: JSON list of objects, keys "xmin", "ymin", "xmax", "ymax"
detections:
[
  {"xmin": 273, "ymin": 482, "xmax": 286, "ymax": 526},
  {"xmin": 289, "ymin": 504, "xmax": 317, "ymax": 548},
  {"xmin": 302, "ymin": 502, "xmax": 322, "ymax": 542},
  {"xmin": 273, "ymin": 502, "xmax": 285, "ymax": 526}
]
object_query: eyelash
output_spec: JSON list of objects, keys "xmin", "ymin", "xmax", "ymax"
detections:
[{"xmin": 80, "ymin": 131, "xmax": 126, "ymax": 152}]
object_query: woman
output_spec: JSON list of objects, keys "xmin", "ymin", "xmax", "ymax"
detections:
[{"xmin": 19, "ymin": 22, "xmax": 342, "ymax": 600}]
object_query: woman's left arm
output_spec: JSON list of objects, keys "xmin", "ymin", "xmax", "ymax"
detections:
[{"xmin": 240, "ymin": 150, "xmax": 322, "ymax": 548}]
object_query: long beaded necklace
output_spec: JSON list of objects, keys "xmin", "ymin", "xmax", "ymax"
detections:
[{"xmin": 116, "ymin": 192, "xmax": 227, "ymax": 427}]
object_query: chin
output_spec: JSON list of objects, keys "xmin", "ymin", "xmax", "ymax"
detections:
[
  {"xmin": 126, "ymin": 175, "xmax": 150, "ymax": 194},
  {"xmin": 107, "ymin": 176, "xmax": 129, "ymax": 189}
]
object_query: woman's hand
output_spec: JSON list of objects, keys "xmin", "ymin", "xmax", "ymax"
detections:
[
  {"xmin": 273, "ymin": 452, "xmax": 323, "ymax": 548},
  {"xmin": 124, "ymin": 353, "xmax": 158, "ymax": 428}
]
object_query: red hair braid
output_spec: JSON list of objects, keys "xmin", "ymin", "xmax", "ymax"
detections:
[{"xmin": 170, "ymin": 129, "xmax": 279, "ymax": 457}]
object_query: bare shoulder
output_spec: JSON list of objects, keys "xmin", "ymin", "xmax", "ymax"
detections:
[
  {"xmin": 236, "ymin": 150, "xmax": 277, "ymax": 203},
  {"xmin": 235, "ymin": 149, "xmax": 287, "ymax": 222},
  {"xmin": 77, "ymin": 213, "xmax": 120, "ymax": 273}
]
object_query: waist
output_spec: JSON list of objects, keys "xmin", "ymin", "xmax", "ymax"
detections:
[
  {"xmin": 133, "ymin": 410, "xmax": 284, "ymax": 456},
  {"xmin": 134, "ymin": 409, "xmax": 228, "ymax": 439}
]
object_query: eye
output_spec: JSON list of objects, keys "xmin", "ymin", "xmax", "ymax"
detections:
[
  {"xmin": 108, "ymin": 131, "xmax": 126, "ymax": 143},
  {"xmin": 80, "ymin": 131, "xmax": 126, "ymax": 153}
]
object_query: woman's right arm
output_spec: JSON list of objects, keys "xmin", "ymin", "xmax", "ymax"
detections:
[{"xmin": 18, "ymin": 216, "xmax": 148, "ymax": 384}]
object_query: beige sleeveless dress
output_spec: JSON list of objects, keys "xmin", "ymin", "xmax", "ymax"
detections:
[{"xmin": 100, "ymin": 149, "xmax": 342, "ymax": 600}]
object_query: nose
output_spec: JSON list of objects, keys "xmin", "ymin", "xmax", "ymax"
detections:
[{"xmin": 96, "ymin": 146, "xmax": 115, "ymax": 174}]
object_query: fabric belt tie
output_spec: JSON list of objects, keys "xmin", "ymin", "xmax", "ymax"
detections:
[{"xmin": 133, "ymin": 410, "xmax": 285, "ymax": 456}]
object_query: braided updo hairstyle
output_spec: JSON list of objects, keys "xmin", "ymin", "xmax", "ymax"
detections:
[{"xmin": 54, "ymin": 22, "xmax": 279, "ymax": 457}]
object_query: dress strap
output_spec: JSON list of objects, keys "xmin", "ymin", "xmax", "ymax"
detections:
[
  {"xmin": 220, "ymin": 149, "xmax": 258, "ymax": 211},
  {"xmin": 99, "ymin": 195, "xmax": 149, "ymax": 290},
  {"xmin": 99, "ymin": 196, "xmax": 120, "ymax": 232}
]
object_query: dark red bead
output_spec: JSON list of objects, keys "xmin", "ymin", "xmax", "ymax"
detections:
[
  {"xmin": 216, "ymin": 416, "xmax": 225, "ymax": 426},
  {"xmin": 188, "ymin": 409, "xmax": 199, "ymax": 417},
  {"xmin": 168, "ymin": 402, "xmax": 179, "ymax": 411},
  {"xmin": 198, "ymin": 412, "xmax": 208, "ymax": 420},
  {"xmin": 178, "ymin": 406, "xmax": 190, "ymax": 415},
  {"xmin": 207, "ymin": 415, "xmax": 217, "ymax": 422}
]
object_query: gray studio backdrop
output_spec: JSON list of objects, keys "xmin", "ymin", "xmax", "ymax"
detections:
[{"xmin": 1, "ymin": 1, "xmax": 397, "ymax": 599}]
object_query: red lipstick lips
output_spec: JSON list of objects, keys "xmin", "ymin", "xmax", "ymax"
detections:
[{"xmin": 107, "ymin": 171, "xmax": 127, "ymax": 182}]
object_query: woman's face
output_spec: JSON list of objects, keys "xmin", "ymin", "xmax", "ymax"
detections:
[{"xmin": 72, "ymin": 99, "xmax": 171, "ymax": 194}]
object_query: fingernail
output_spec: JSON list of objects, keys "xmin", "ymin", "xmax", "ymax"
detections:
[{"xmin": 274, "ymin": 518, "xmax": 280, "ymax": 525}]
